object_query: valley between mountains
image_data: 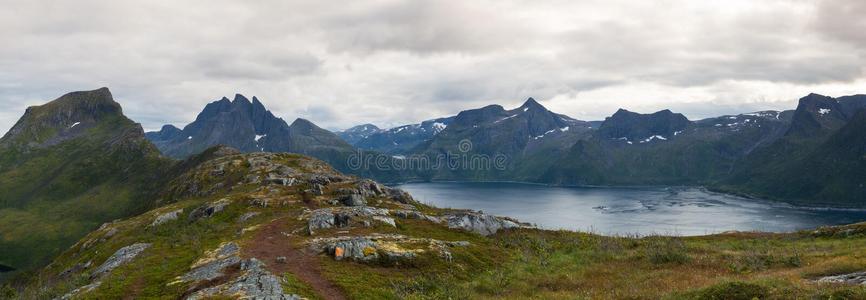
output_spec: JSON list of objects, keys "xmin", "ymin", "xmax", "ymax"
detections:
[{"xmin": 1, "ymin": 88, "xmax": 866, "ymax": 299}]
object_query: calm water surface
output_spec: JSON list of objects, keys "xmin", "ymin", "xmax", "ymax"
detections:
[{"xmin": 394, "ymin": 182, "xmax": 866, "ymax": 236}]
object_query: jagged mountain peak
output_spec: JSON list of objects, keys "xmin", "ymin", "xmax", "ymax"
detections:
[
  {"xmin": 786, "ymin": 92, "xmax": 866, "ymax": 136},
  {"xmin": 519, "ymin": 97, "xmax": 544, "ymax": 110}
]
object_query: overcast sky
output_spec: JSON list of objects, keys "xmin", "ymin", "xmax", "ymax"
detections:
[{"xmin": 1, "ymin": 0, "xmax": 864, "ymax": 132}]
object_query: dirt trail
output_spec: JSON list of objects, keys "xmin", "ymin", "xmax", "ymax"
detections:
[{"xmin": 244, "ymin": 218, "xmax": 347, "ymax": 300}]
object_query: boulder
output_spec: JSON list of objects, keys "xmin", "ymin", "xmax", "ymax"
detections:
[
  {"xmin": 188, "ymin": 198, "xmax": 231, "ymax": 222},
  {"xmin": 306, "ymin": 207, "xmax": 393, "ymax": 234},
  {"xmin": 91, "ymin": 243, "xmax": 151, "ymax": 279},
  {"xmin": 327, "ymin": 237, "xmax": 378, "ymax": 261},
  {"xmin": 309, "ymin": 183, "xmax": 324, "ymax": 195},
  {"xmin": 816, "ymin": 271, "xmax": 866, "ymax": 285},
  {"xmin": 393, "ymin": 209, "xmax": 440, "ymax": 223},
  {"xmin": 445, "ymin": 212, "xmax": 521, "ymax": 235},
  {"xmin": 386, "ymin": 188, "xmax": 414, "ymax": 204},
  {"xmin": 187, "ymin": 258, "xmax": 300, "ymax": 300},
  {"xmin": 181, "ymin": 242, "xmax": 241, "ymax": 282},
  {"xmin": 237, "ymin": 212, "xmax": 260, "ymax": 223},
  {"xmin": 340, "ymin": 194, "xmax": 366, "ymax": 206},
  {"xmin": 150, "ymin": 209, "xmax": 183, "ymax": 227},
  {"xmin": 308, "ymin": 234, "xmax": 468, "ymax": 263},
  {"xmin": 372, "ymin": 216, "xmax": 396, "ymax": 227}
]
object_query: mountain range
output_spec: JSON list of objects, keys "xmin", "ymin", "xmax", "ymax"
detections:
[
  {"xmin": 1, "ymin": 87, "xmax": 866, "ymax": 297},
  {"xmin": 140, "ymin": 92, "xmax": 866, "ymax": 206}
]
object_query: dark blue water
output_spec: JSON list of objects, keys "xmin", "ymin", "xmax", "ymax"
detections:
[{"xmin": 395, "ymin": 182, "xmax": 866, "ymax": 236}]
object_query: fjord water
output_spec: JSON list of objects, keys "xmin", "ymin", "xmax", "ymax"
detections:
[{"xmin": 395, "ymin": 182, "xmax": 866, "ymax": 236}]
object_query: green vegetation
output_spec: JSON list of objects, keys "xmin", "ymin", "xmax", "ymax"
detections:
[{"xmin": 0, "ymin": 89, "xmax": 171, "ymax": 281}]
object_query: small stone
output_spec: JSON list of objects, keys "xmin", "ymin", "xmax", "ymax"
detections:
[
  {"xmin": 237, "ymin": 212, "xmax": 260, "ymax": 223},
  {"xmin": 275, "ymin": 256, "xmax": 287, "ymax": 263}
]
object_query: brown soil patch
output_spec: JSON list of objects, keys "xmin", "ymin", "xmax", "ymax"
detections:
[{"xmin": 244, "ymin": 217, "xmax": 347, "ymax": 300}]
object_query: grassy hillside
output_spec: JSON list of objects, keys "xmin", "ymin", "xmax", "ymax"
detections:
[
  {"xmin": 8, "ymin": 152, "xmax": 866, "ymax": 299},
  {"xmin": 0, "ymin": 89, "xmax": 171, "ymax": 281}
]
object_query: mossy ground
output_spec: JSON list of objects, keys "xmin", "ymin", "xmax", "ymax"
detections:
[{"xmin": 6, "ymin": 153, "xmax": 866, "ymax": 299}]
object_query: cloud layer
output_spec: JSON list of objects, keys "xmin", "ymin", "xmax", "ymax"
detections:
[{"xmin": 1, "ymin": 0, "xmax": 864, "ymax": 132}]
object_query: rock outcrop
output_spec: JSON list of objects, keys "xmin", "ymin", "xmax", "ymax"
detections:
[
  {"xmin": 188, "ymin": 198, "xmax": 231, "ymax": 222},
  {"xmin": 91, "ymin": 243, "xmax": 151, "ymax": 279},
  {"xmin": 150, "ymin": 209, "xmax": 183, "ymax": 227},
  {"xmin": 445, "ymin": 211, "xmax": 522, "ymax": 235},
  {"xmin": 177, "ymin": 243, "xmax": 300, "ymax": 300},
  {"xmin": 815, "ymin": 271, "xmax": 866, "ymax": 285}
]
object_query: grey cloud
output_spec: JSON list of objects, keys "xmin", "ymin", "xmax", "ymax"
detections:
[
  {"xmin": 0, "ymin": 0, "xmax": 864, "ymax": 133},
  {"xmin": 812, "ymin": 0, "xmax": 866, "ymax": 49}
]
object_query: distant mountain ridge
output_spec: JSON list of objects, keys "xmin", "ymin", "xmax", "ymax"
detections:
[{"xmin": 338, "ymin": 117, "xmax": 455, "ymax": 154}]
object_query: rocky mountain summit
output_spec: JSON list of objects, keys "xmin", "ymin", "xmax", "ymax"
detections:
[
  {"xmin": 31, "ymin": 148, "xmax": 525, "ymax": 299},
  {"xmin": 145, "ymin": 95, "xmax": 363, "ymax": 176},
  {"xmin": 597, "ymin": 109, "xmax": 690, "ymax": 143}
]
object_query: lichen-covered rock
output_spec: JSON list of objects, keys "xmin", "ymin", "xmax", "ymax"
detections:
[
  {"xmin": 816, "ymin": 271, "xmax": 866, "ymax": 285},
  {"xmin": 91, "ymin": 243, "xmax": 151, "ymax": 279},
  {"xmin": 180, "ymin": 242, "xmax": 242, "ymax": 282},
  {"xmin": 59, "ymin": 281, "xmax": 102, "ymax": 300},
  {"xmin": 187, "ymin": 258, "xmax": 300, "ymax": 300},
  {"xmin": 309, "ymin": 234, "xmax": 470, "ymax": 263},
  {"xmin": 445, "ymin": 211, "xmax": 522, "ymax": 235},
  {"xmin": 373, "ymin": 216, "xmax": 396, "ymax": 227},
  {"xmin": 308, "ymin": 183, "xmax": 325, "ymax": 195},
  {"xmin": 237, "ymin": 212, "xmax": 261, "ymax": 223},
  {"xmin": 385, "ymin": 187, "xmax": 414, "ymax": 204},
  {"xmin": 150, "ymin": 209, "xmax": 183, "ymax": 227},
  {"xmin": 340, "ymin": 194, "xmax": 366, "ymax": 206},
  {"xmin": 188, "ymin": 198, "xmax": 231, "ymax": 221},
  {"xmin": 306, "ymin": 206, "xmax": 393, "ymax": 234},
  {"xmin": 393, "ymin": 209, "xmax": 441, "ymax": 223},
  {"xmin": 327, "ymin": 237, "xmax": 379, "ymax": 261}
]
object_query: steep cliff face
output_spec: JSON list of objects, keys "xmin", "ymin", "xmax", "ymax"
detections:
[{"xmin": 596, "ymin": 109, "xmax": 691, "ymax": 141}]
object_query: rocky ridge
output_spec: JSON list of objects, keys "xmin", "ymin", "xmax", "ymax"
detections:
[{"xmin": 34, "ymin": 148, "xmax": 526, "ymax": 299}]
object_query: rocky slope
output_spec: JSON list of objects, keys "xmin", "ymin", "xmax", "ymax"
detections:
[
  {"xmin": 17, "ymin": 148, "xmax": 524, "ymax": 299},
  {"xmin": 0, "ymin": 88, "xmax": 171, "ymax": 280},
  {"xmin": 8, "ymin": 147, "xmax": 866, "ymax": 299}
]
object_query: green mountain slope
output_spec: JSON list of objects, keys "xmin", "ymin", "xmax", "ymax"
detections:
[
  {"xmin": 537, "ymin": 109, "xmax": 792, "ymax": 186},
  {"xmin": 0, "ymin": 88, "xmax": 170, "ymax": 280},
  {"xmin": 718, "ymin": 109, "xmax": 866, "ymax": 206},
  {"xmin": 11, "ymin": 150, "xmax": 866, "ymax": 299}
]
